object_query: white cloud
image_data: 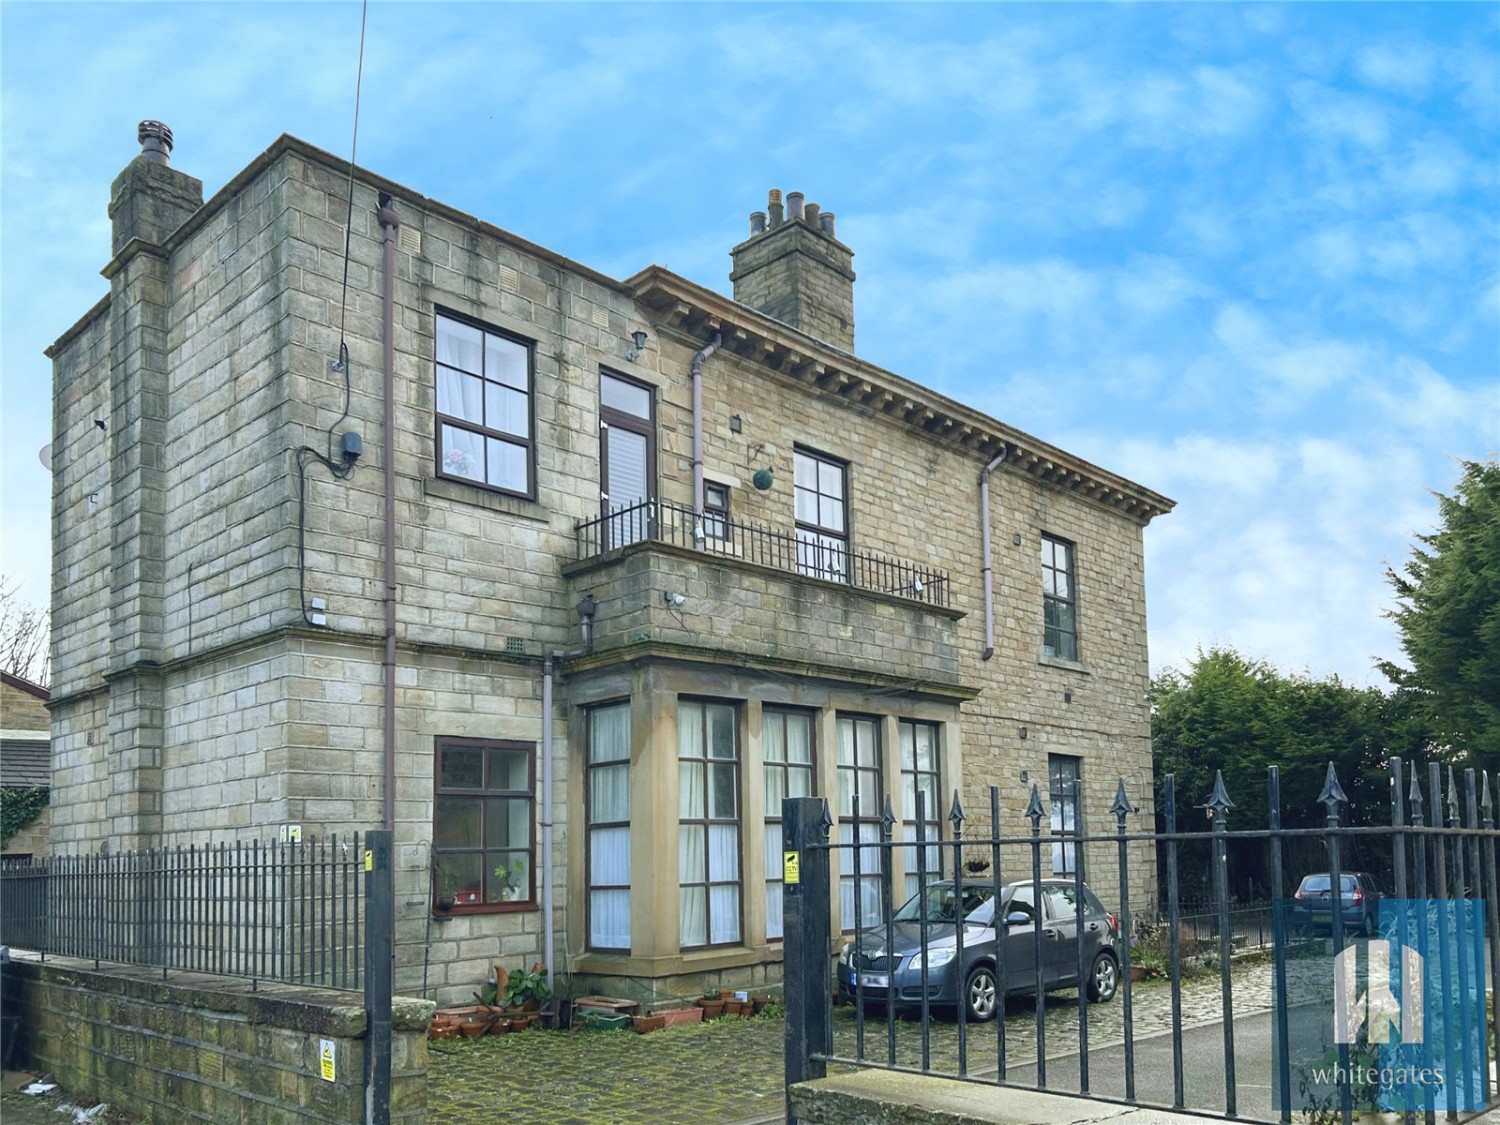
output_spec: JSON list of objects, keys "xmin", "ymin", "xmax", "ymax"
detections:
[
  {"xmin": 1357, "ymin": 41, "xmax": 1437, "ymax": 97},
  {"xmin": 1288, "ymin": 80, "xmax": 1393, "ymax": 150}
]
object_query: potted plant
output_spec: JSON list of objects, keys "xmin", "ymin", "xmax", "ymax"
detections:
[
  {"xmin": 494, "ymin": 857, "xmax": 527, "ymax": 901},
  {"xmin": 503, "ymin": 962, "xmax": 552, "ymax": 1012}
]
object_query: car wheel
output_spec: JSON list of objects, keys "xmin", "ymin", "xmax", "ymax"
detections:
[
  {"xmin": 1086, "ymin": 952, "xmax": 1119, "ymax": 1003},
  {"xmin": 964, "ymin": 966, "xmax": 999, "ymax": 1022}
]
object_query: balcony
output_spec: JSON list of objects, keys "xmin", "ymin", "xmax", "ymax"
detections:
[
  {"xmin": 575, "ymin": 498, "xmax": 950, "ymax": 608},
  {"xmin": 568, "ymin": 499, "xmax": 965, "ymax": 689}
]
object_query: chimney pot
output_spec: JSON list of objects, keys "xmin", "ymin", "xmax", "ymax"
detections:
[
  {"xmin": 804, "ymin": 202, "xmax": 820, "ymax": 227},
  {"xmin": 137, "ymin": 120, "xmax": 174, "ymax": 164},
  {"xmin": 768, "ymin": 189, "xmax": 784, "ymax": 228},
  {"xmin": 819, "ymin": 211, "xmax": 836, "ymax": 237},
  {"xmin": 750, "ymin": 211, "xmax": 767, "ymax": 235},
  {"xmin": 787, "ymin": 191, "xmax": 805, "ymax": 221}
]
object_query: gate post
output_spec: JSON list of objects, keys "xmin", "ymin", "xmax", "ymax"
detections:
[
  {"xmin": 363, "ymin": 830, "xmax": 394, "ymax": 1125},
  {"xmin": 783, "ymin": 797, "xmax": 831, "ymax": 1125}
]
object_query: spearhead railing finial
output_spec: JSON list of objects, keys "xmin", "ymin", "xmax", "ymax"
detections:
[
  {"xmin": 948, "ymin": 790, "xmax": 965, "ymax": 836},
  {"xmin": 880, "ymin": 794, "xmax": 896, "ymax": 840},
  {"xmin": 1025, "ymin": 782, "xmax": 1046, "ymax": 826},
  {"xmin": 1110, "ymin": 777, "xmax": 1136, "ymax": 823},
  {"xmin": 1445, "ymin": 766, "xmax": 1460, "ymax": 825},
  {"xmin": 818, "ymin": 798, "xmax": 833, "ymax": 842},
  {"xmin": 1482, "ymin": 771, "xmax": 1494, "ymax": 827},
  {"xmin": 1201, "ymin": 770, "xmax": 1234, "ymax": 821},
  {"xmin": 1408, "ymin": 770, "xmax": 1425, "ymax": 823},
  {"xmin": 1317, "ymin": 762, "xmax": 1348, "ymax": 820}
]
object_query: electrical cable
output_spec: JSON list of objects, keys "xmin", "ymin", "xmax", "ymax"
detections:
[{"xmin": 295, "ymin": 0, "xmax": 369, "ymax": 625}]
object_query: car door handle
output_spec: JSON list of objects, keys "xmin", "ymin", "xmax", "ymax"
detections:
[{"xmin": 1043, "ymin": 928, "xmax": 1058, "ymax": 939}]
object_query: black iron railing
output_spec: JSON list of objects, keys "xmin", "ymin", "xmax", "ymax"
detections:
[
  {"xmin": 0, "ymin": 834, "xmax": 364, "ymax": 990},
  {"xmin": 781, "ymin": 759, "xmax": 1500, "ymax": 1125},
  {"xmin": 575, "ymin": 497, "xmax": 951, "ymax": 608}
]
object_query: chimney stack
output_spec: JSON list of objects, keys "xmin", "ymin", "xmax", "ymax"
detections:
[
  {"xmin": 730, "ymin": 188, "xmax": 856, "ymax": 352},
  {"xmin": 109, "ymin": 120, "xmax": 203, "ymax": 256}
]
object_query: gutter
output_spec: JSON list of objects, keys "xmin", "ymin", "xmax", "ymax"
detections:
[{"xmin": 979, "ymin": 451, "xmax": 1006, "ymax": 661}]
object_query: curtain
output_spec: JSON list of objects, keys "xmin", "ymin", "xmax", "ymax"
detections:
[
  {"xmin": 590, "ymin": 705, "xmax": 629, "ymax": 764},
  {"xmin": 680, "ymin": 887, "xmax": 706, "ymax": 947},
  {"xmin": 765, "ymin": 825, "xmax": 784, "ymax": 940},
  {"xmin": 484, "ymin": 383, "xmax": 528, "ymax": 438},
  {"xmin": 436, "ymin": 318, "xmax": 481, "ymax": 371},
  {"xmin": 787, "ymin": 715, "xmax": 810, "ymax": 764},
  {"xmin": 484, "ymin": 334, "xmax": 527, "ymax": 389},
  {"xmin": 589, "ymin": 764, "xmax": 629, "ymax": 823},
  {"xmin": 710, "ymin": 886, "xmax": 740, "ymax": 944},
  {"xmin": 591, "ymin": 889, "xmax": 630, "ymax": 950},
  {"xmin": 437, "ymin": 368, "xmax": 482, "ymax": 423}
]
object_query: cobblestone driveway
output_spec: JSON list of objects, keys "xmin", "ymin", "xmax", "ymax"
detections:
[{"xmin": 428, "ymin": 957, "xmax": 1297, "ymax": 1123}]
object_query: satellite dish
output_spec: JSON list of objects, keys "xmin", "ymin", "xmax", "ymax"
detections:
[{"xmin": 38, "ymin": 444, "xmax": 52, "ymax": 472}]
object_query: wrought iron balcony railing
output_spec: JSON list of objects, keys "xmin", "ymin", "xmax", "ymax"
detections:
[{"xmin": 575, "ymin": 497, "xmax": 950, "ymax": 608}]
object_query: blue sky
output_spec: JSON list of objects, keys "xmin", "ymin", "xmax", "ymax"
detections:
[{"xmin": 2, "ymin": 2, "xmax": 1496, "ymax": 688}]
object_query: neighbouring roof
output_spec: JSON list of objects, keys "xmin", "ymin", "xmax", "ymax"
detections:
[
  {"xmin": 0, "ymin": 670, "xmax": 49, "ymax": 701},
  {"xmin": 0, "ymin": 738, "xmax": 49, "ymax": 788}
]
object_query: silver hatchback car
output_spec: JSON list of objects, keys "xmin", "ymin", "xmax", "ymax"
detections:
[{"xmin": 837, "ymin": 878, "xmax": 1120, "ymax": 1021}]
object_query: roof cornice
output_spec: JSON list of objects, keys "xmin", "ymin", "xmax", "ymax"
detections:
[{"xmin": 623, "ymin": 266, "xmax": 1175, "ymax": 524}]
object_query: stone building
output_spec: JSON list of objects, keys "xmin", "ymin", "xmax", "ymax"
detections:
[
  {"xmin": 1, "ymin": 671, "xmax": 52, "ymax": 861},
  {"xmin": 45, "ymin": 125, "xmax": 1172, "ymax": 1004}
]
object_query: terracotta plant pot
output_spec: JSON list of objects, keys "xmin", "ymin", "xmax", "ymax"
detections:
[
  {"xmin": 660, "ymin": 1006, "xmax": 703, "ymax": 1028},
  {"xmin": 696, "ymin": 998, "xmax": 725, "ymax": 1018},
  {"xmin": 459, "ymin": 1017, "xmax": 489, "ymax": 1038},
  {"xmin": 633, "ymin": 1013, "xmax": 668, "ymax": 1034}
]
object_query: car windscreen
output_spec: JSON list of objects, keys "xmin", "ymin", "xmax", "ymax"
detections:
[{"xmin": 892, "ymin": 883, "xmax": 996, "ymax": 924}]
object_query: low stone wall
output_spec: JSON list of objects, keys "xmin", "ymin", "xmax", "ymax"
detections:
[{"xmin": 3, "ymin": 954, "xmax": 433, "ymax": 1123}]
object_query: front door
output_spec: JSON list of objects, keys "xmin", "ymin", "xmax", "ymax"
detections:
[{"xmin": 600, "ymin": 372, "xmax": 656, "ymax": 548}]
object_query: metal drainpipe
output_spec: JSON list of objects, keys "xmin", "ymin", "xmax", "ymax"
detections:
[
  {"xmin": 540, "ymin": 597, "xmax": 594, "ymax": 996},
  {"xmin": 980, "ymin": 450, "xmax": 1006, "ymax": 661},
  {"xmin": 691, "ymin": 332, "xmax": 722, "ymax": 540},
  {"xmin": 378, "ymin": 195, "xmax": 400, "ymax": 832},
  {"xmin": 541, "ymin": 652, "xmax": 556, "ymax": 995}
]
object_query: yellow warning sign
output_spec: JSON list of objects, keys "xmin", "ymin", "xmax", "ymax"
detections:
[
  {"xmin": 364, "ymin": 850, "xmax": 373, "ymax": 872},
  {"xmin": 783, "ymin": 851, "xmax": 800, "ymax": 885},
  {"xmin": 319, "ymin": 1039, "xmax": 336, "ymax": 1082}
]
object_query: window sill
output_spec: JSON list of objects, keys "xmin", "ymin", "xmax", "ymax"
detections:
[
  {"xmin": 1037, "ymin": 654, "xmax": 1089, "ymax": 675},
  {"xmin": 432, "ymin": 898, "xmax": 536, "ymax": 917},
  {"xmin": 423, "ymin": 475, "xmax": 549, "ymax": 523}
]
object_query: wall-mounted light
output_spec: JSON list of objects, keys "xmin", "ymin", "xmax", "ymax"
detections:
[
  {"xmin": 626, "ymin": 330, "xmax": 648, "ymax": 362},
  {"xmin": 662, "ymin": 591, "xmax": 686, "ymax": 607}
]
